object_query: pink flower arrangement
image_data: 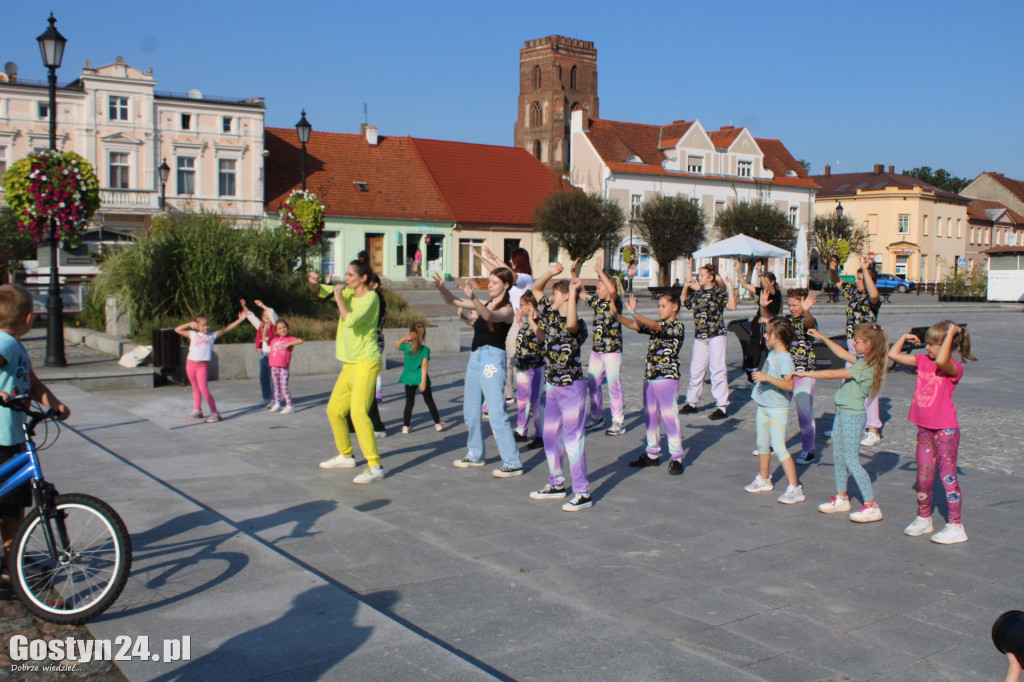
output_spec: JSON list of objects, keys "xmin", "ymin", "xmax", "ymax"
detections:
[
  {"xmin": 1, "ymin": 150, "xmax": 100, "ymax": 245},
  {"xmin": 279, "ymin": 189, "xmax": 325, "ymax": 246}
]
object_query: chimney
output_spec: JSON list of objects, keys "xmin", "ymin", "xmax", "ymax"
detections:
[
  {"xmin": 824, "ymin": 165, "xmax": 830, "ymax": 177},
  {"xmin": 887, "ymin": 165, "xmax": 894, "ymax": 174},
  {"xmin": 873, "ymin": 164, "xmax": 883, "ymax": 174},
  {"xmin": 360, "ymin": 123, "xmax": 378, "ymax": 146}
]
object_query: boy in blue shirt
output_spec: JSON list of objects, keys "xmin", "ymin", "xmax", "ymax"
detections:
[{"xmin": 0, "ymin": 285, "xmax": 70, "ymax": 573}]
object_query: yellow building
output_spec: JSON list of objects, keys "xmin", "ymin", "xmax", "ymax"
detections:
[{"xmin": 811, "ymin": 165, "xmax": 970, "ymax": 281}]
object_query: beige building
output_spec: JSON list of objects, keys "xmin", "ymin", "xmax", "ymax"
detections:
[
  {"xmin": 0, "ymin": 57, "xmax": 265, "ymax": 249},
  {"xmin": 810, "ymin": 165, "xmax": 970, "ymax": 281}
]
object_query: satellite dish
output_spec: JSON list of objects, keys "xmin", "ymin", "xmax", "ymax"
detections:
[
  {"xmin": 4, "ymin": 62, "xmax": 16, "ymax": 76},
  {"xmin": 187, "ymin": 88, "xmax": 203, "ymax": 99}
]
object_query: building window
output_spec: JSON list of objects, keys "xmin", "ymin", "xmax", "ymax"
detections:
[
  {"xmin": 532, "ymin": 66, "xmax": 542, "ymax": 90},
  {"xmin": 956, "ymin": 218, "xmax": 962, "ymax": 239},
  {"xmin": 37, "ymin": 102, "xmax": 49, "ymax": 119},
  {"xmin": 788, "ymin": 206, "xmax": 798, "ymax": 226},
  {"xmin": 631, "ymin": 194, "xmax": 642, "ymax": 220},
  {"xmin": 530, "ymin": 101, "xmax": 542, "ymax": 127},
  {"xmin": 553, "ymin": 138, "xmax": 562, "ymax": 163},
  {"xmin": 108, "ymin": 96, "xmax": 128, "ymax": 120},
  {"xmin": 181, "ymin": 113, "xmax": 192, "ymax": 130},
  {"xmin": 218, "ymin": 159, "xmax": 236, "ymax": 196},
  {"xmin": 737, "ymin": 161, "xmax": 752, "ymax": 177},
  {"xmin": 920, "ymin": 254, "xmax": 927, "ymax": 279},
  {"xmin": 108, "ymin": 152, "xmax": 130, "ymax": 189},
  {"xmin": 570, "ymin": 65, "xmax": 578, "ymax": 89},
  {"xmin": 784, "ymin": 258, "xmax": 796, "ymax": 278},
  {"xmin": 687, "ymin": 156, "xmax": 703, "ymax": 174},
  {"xmin": 532, "ymin": 140, "xmax": 541, "ymax": 160},
  {"xmin": 922, "ymin": 215, "xmax": 928, "ymax": 236},
  {"xmin": 221, "ymin": 116, "xmax": 233, "ymax": 133},
  {"xmin": 548, "ymin": 240, "xmax": 559, "ymax": 264},
  {"xmin": 458, "ymin": 238, "xmax": 486, "ymax": 277},
  {"xmin": 176, "ymin": 156, "xmax": 195, "ymax": 195},
  {"xmin": 898, "ymin": 214, "xmax": 910, "ymax": 234},
  {"xmin": 946, "ymin": 218, "xmax": 952, "ymax": 238},
  {"xmin": 0, "ymin": 145, "xmax": 6, "ymax": 177},
  {"xmin": 895, "ymin": 255, "xmax": 908, "ymax": 276}
]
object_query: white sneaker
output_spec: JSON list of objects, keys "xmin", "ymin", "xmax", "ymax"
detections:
[
  {"xmin": 777, "ymin": 485, "xmax": 806, "ymax": 505},
  {"xmin": 744, "ymin": 474, "xmax": 773, "ymax": 493},
  {"xmin": 401, "ymin": 425, "xmax": 411, "ymax": 434},
  {"xmin": 585, "ymin": 416, "xmax": 605, "ymax": 431},
  {"xmin": 280, "ymin": 405, "xmax": 294, "ymax": 415},
  {"xmin": 604, "ymin": 421, "xmax": 626, "ymax": 436},
  {"xmin": 435, "ymin": 422, "xmax": 445, "ymax": 432},
  {"xmin": 319, "ymin": 454, "xmax": 357, "ymax": 469},
  {"xmin": 262, "ymin": 399, "xmax": 274, "ymax": 407},
  {"xmin": 375, "ymin": 430, "xmax": 387, "ymax": 438},
  {"xmin": 823, "ymin": 430, "xmax": 833, "ymax": 438},
  {"xmin": 353, "ymin": 465, "xmax": 385, "ymax": 484},
  {"xmin": 269, "ymin": 403, "xmax": 281, "ymax": 412},
  {"xmin": 818, "ymin": 496, "xmax": 852, "ymax": 513},
  {"xmin": 453, "ymin": 457, "xmax": 484, "ymax": 468},
  {"xmin": 903, "ymin": 515, "xmax": 934, "ymax": 537},
  {"xmin": 849, "ymin": 502, "xmax": 883, "ymax": 523},
  {"xmin": 930, "ymin": 523, "xmax": 968, "ymax": 544},
  {"xmin": 740, "ymin": 381, "xmax": 755, "ymax": 390},
  {"xmin": 860, "ymin": 432, "xmax": 881, "ymax": 447}
]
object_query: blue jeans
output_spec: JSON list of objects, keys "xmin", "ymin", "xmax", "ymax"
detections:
[
  {"xmin": 259, "ymin": 353, "xmax": 272, "ymax": 401},
  {"xmin": 464, "ymin": 346, "xmax": 521, "ymax": 468}
]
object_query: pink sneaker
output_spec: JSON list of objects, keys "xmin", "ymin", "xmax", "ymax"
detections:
[
  {"xmin": 186, "ymin": 409, "xmax": 204, "ymax": 420},
  {"xmin": 205, "ymin": 412, "xmax": 222, "ymax": 423}
]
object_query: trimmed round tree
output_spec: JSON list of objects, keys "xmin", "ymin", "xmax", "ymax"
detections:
[
  {"xmin": 635, "ymin": 194, "xmax": 706, "ymax": 285},
  {"xmin": 533, "ymin": 189, "xmax": 625, "ymax": 273}
]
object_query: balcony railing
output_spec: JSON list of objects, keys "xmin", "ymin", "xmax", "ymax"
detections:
[{"xmin": 99, "ymin": 189, "xmax": 160, "ymax": 210}]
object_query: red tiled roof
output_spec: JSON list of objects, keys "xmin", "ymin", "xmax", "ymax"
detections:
[
  {"xmin": 967, "ymin": 198, "xmax": 1024, "ymax": 224},
  {"xmin": 264, "ymin": 127, "xmax": 451, "ymax": 221},
  {"xmin": 809, "ymin": 170, "xmax": 968, "ymax": 203},
  {"xmin": 981, "ymin": 246, "xmax": 1024, "ymax": 254},
  {"xmin": 709, "ymin": 125, "xmax": 743, "ymax": 150},
  {"xmin": 982, "ymin": 172, "xmax": 1024, "ymax": 204},
  {"xmin": 584, "ymin": 118, "xmax": 817, "ymax": 188},
  {"xmin": 411, "ymin": 138, "xmax": 566, "ymax": 225}
]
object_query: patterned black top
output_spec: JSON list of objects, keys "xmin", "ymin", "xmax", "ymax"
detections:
[
  {"xmin": 586, "ymin": 293, "xmax": 622, "ymax": 354},
  {"xmin": 375, "ymin": 290, "xmax": 387, "ymax": 348},
  {"xmin": 840, "ymin": 282, "xmax": 880, "ymax": 339},
  {"xmin": 536, "ymin": 297, "xmax": 588, "ymax": 386},
  {"xmin": 683, "ymin": 287, "xmax": 729, "ymax": 339},
  {"xmin": 785, "ymin": 314, "xmax": 816, "ymax": 372},
  {"xmin": 514, "ymin": 319, "xmax": 544, "ymax": 370},
  {"xmin": 637, "ymin": 319, "xmax": 686, "ymax": 380}
]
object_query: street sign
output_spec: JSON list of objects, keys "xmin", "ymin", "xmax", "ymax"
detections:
[{"xmin": 957, "ymin": 257, "xmax": 967, "ymax": 268}]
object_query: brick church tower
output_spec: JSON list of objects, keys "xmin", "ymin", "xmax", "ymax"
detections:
[{"xmin": 514, "ymin": 35, "xmax": 599, "ymax": 173}]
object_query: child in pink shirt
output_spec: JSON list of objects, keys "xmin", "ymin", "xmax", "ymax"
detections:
[
  {"xmin": 267, "ymin": 320, "xmax": 303, "ymax": 415},
  {"xmin": 889, "ymin": 321, "xmax": 976, "ymax": 544}
]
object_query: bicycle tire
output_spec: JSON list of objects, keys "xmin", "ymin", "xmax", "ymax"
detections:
[{"xmin": 11, "ymin": 492, "xmax": 132, "ymax": 624}]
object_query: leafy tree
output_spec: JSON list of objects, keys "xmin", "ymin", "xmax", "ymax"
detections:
[
  {"xmin": 714, "ymin": 200, "xmax": 794, "ymax": 250},
  {"xmin": 533, "ymin": 189, "xmax": 625, "ymax": 270},
  {"xmin": 797, "ymin": 159, "xmax": 811, "ymax": 174},
  {"xmin": 902, "ymin": 166, "xmax": 970, "ymax": 194},
  {"xmin": 811, "ymin": 211, "xmax": 868, "ymax": 263},
  {"xmin": 635, "ymin": 195, "xmax": 706, "ymax": 286},
  {"xmin": 0, "ymin": 206, "xmax": 38, "ymax": 283}
]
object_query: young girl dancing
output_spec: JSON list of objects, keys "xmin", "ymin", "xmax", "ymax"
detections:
[
  {"xmin": 796, "ymin": 323, "xmax": 888, "ymax": 522},
  {"xmin": 888, "ymin": 321, "xmax": 976, "ymax": 544},
  {"xmin": 743, "ymin": 316, "xmax": 804, "ymax": 504},
  {"xmin": 240, "ymin": 298, "xmax": 278, "ymax": 406},
  {"xmin": 267, "ymin": 320, "xmax": 303, "ymax": 414},
  {"xmin": 783, "ymin": 289, "xmax": 819, "ymax": 464},
  {"xmin": 680, "ymin": 259, "xmax": 737, "ymax": 420},
  {"xmin": 614, "ymin": 292, "xmax": 686, "ymax": 475},
  {"xmin": 585, "ymin": 255, "xmax": 626, "ymax": 436},
  {"xmin": 396, "ymin": 322, "xmax": 444, "ymax": 434},
  {"xmin": 528, "ymin": 262, "xmax": 593, "ymax": 511},
  {"xmin": 512, "ymin": 290, "xmax": 544, "ymax": 449},
  {"xmin": 174, "ymin": 310, "xmax": 246, "ymax": 423}
]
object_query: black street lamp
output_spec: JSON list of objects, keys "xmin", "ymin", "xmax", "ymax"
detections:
[
  {"xmin": 38, "ymin": 13, "xmax": 67, "ymax": 367},
  {"xmin": 158, "ymin": 158, "xmax": 170, "ymax": 210},
  {"xmin": 295, "ymin": 110, "xmax": 312, "ymax": 191},
  {"xmin": 836, "ymin": 202, "xmax": 844, "ymax": 220}
]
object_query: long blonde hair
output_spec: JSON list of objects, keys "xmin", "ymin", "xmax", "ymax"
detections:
[{"xmin": 854, "ymin": 323, "xmax": 888, "ymax": 402}]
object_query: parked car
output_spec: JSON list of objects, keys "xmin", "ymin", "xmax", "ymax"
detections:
[{"xmin": 873, "ymin": 273, "xmax": 915, "ymax": 293}]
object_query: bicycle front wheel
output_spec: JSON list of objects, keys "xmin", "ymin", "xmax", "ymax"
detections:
[{"xmin": 11, "ymin": 493, "xmax": 132, "ymax": 624}]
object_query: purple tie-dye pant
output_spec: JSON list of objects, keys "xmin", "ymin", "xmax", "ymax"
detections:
[
  {"xmin": 644, "ymin": 378, "xmax": 685, "ymax": 461},
  {"xmin": 542, "ymin": 379, "xmax": 590, "ymax": 494},
  {"xmin": 587, "ymin": 350, "xmax": 624, "ymax": 423},
  {"xmin": 515, "ymin": 367, "xmax": 543, "ymax": 438},
  {"xmin": 792, "ymin": 375, "xmax": 816, "ymax": 452}
]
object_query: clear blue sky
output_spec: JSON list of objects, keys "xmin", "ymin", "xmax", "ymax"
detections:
[{"xmin": 5, "ymin": 0, "xmax": 1023, "ymax": 179}]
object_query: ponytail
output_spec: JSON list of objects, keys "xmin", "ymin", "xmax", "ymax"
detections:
[{"xmin": 925, "ymin": 321, "xmax": 977, "ymax": 362}]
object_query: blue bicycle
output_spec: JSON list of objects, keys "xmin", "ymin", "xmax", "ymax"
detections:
[{"xmin": 0, "ymin": 395, "xmax": 131, "ymax": 624}]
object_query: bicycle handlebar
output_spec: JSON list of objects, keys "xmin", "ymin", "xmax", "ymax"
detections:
[{"xmin": 0, "ymin": 394, "xmax": 58, "ymax": 431}]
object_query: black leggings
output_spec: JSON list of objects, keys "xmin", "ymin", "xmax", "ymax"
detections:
[
  {"xmin": 347, "ymin": 398, "xmax": 386, "ymax": 433},
  {"xmin": 404, "ymin": 384, "xmax": 440, "ymax": 427}
]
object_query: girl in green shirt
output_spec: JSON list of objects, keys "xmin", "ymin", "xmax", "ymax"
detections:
[{"xmin": 396, "ymin": 323, "xmax": 443, "ymax": 434}]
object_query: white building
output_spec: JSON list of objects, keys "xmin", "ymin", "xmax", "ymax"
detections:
[{"xmin": 569, "ymin": 110, "xmax": 818, "ymax": 286}]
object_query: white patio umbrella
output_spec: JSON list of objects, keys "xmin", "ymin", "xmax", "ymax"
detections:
[
  {"xmin": 691, "ymin": 234, "xmax": 791, "ymax": 259},
  {"xmin": 795, "ymin": 224, "xmax": 809, "ymax": 277}
]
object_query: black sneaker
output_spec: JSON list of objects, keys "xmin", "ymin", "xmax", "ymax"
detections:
[
  {"xmin": 527, "ymin": 437, "xmax": 544, "ymax": 449},
  {"xmin": 678, "ymin": 403, "xmax": 697, "ymax": 415},
  {"xmin": 668, "ymin": 459, "xmax": 683, "ymax": 476},
  {"xmin": 529, "ymin": 484, "xmax": 567, "ymax": 499},
  {"xmin": 708, "ymin": 408, "xmax": 727, "ymax": 421},
  {"xmin": 796, "ymin": 450, "xmax": 816, "ymax": 464},
  {"xmin": 629, "ymin": 453, "xmax": 660, "ymax": 467},
  {"xmin": 561, "ymin": 493, "xmax": 593, "ymax": 512},
  {"xmin": 514, "ymin": 432, "xmax": 529, "ymax": 443}
]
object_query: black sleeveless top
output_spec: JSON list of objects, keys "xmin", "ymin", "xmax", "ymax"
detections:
[{"xmin": 471, "ymin": 314, "xmax": 511, "ymax": 351}]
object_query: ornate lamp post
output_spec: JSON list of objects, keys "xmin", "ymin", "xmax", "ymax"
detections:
[
  {"xmin": 38, "ymin": 13, "xmax": 67, "ymax": 367},
  {"xmin": 836, "ymin": 201, "xmax": 843, "ymax": 221},
  {"xmin": 295, "ymin": 110, "xmax": 312, "ymax": 191},
  {"xmin": 158, "ymin": 159, "xmax": 170, "ymax": 210}
]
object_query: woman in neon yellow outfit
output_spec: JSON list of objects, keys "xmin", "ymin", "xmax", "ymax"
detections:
[{"xmin": 309, "ymin": 258, "xmax": 384, "ymax": 484}]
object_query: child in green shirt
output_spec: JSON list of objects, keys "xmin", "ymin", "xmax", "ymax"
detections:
[{"xmin": 396, "ymin": 323, "xmax": 443, "ymax": 434}]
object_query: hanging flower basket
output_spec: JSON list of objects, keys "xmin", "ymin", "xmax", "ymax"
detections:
[
  {"xmin": 621, "ymin": 245, "xmax": 639, "ymax": 265},
  {"xmin": 823, "ymin": 238, "xmax": 851, "ymax": 268},
  {"xmin": 280, "ymin": 189, "xmax": 325, "ymax": 246},
  {"xmin": 1, "ymin": 150, "xmax": 100, "ymax": 246}
]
